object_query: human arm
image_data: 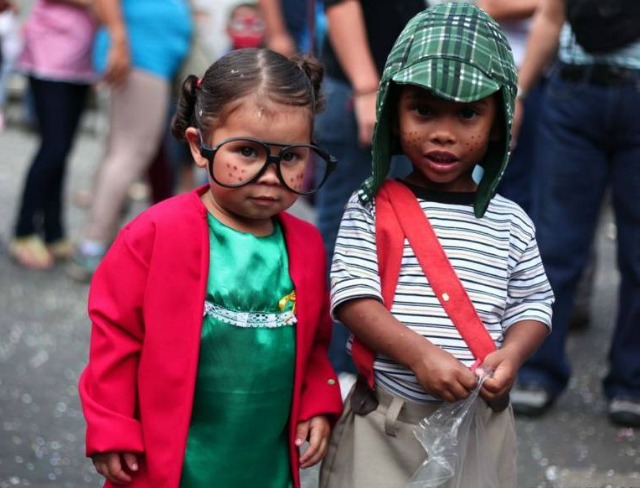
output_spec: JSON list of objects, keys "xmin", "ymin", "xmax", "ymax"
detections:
[
  {"xmin": 512, "ymin": 0, "xmax": 564, "ymax": 138},
  {"xmin": 92, "ymin": 452, "xmax": 139, "ymax": 485},
  {"xmin": 479, "ymin": 320, "xmax": 548, "ymax": 402},
  {"xmin": 325, "ymin": 0, "xmax": 378, "ymax": 146},
  {"xmin": 258, "ymin": 0, "xmax": 296, "ymax": 56},
  {"xmin": 78, "ymin": 226, "xmax": 152, "ymax": 461},
  {"xmin": 93, "ymin": 0, "xmax": 130, "ymax": 87},
  {"xmin": 475, "ymin": 0, "xmax": 538, "ymax": 21},
  {"xmin": 479, "ymin": 213, "xmax": 554, "ymax": 402},
  {"xmin": 336, "ymin": 299, "xmax": 478, "ymax": 402}
]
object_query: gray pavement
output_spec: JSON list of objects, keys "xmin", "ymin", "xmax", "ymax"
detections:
[{"xmin": 0, "ymin": 105, "xmax": 639, "ymax": 488}]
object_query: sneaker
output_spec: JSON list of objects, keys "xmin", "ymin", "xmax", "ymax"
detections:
[
  {"xmin": 608, "ymin": 397, "xmax": 640, "ymax": 428},
  {"xmin": 67, "ymin": 249, "xmax": 104, "ymax": 282},
  {"xmin": 511, "ymin": 383, "xmax": 555, "ymax": 417}
]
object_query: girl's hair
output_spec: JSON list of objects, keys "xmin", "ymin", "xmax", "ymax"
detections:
[{"xmin": 171, "ymin": 48, "xmax": 324, "ymax": 141}]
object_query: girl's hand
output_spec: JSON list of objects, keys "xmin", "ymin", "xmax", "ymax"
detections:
[
  {"xmin": 296, "ymin": 415, "xmax": 331, "ymax": 468},
  {"xmin": 92, "ymin": 452, "xmax": 139, "ymax": 485},
  {"xmin": 411, "ymin": 344, "xmax": 478, "ymax": 403}
]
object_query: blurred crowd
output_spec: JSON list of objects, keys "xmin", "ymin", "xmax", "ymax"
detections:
[{"xmin": 2, "ymin": 0, "xmax": 639, "ymax": 429}]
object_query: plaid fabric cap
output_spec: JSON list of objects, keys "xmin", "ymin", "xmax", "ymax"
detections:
[{"xmin": 360, "ymin": 3, "xmax": 518, "ymax": 218}]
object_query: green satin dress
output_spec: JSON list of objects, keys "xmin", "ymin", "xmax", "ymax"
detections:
[{"xmin": 181, "ymin": 214, "xmax": 295, "ymax": 488}]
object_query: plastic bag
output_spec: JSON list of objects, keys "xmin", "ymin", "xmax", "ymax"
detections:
[{"xmin": 405, "ymin": 369, "xmax": 500, "ymax": 488}]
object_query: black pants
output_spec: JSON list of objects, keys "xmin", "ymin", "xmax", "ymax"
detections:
[{"xmin": 14, "ymin": 77, "xmax": 89, "ymax": 242}]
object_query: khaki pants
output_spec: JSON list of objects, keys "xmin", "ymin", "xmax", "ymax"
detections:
[{"xmin": 320, "ymin": 382, "xmax": 517, "ymax": 488}]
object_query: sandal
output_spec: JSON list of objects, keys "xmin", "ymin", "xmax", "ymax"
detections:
[
  {"xmin": 47, "ymin": 239, "xmax": 75, "ymax": 261},
  {"xmin": 8, "ymin": 236, "xmax": 54, "ymax": 270}
]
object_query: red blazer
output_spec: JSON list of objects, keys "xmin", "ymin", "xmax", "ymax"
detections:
[{"xmin": 79, "ymin": 187, "xmax": 342, "ymax": 488}]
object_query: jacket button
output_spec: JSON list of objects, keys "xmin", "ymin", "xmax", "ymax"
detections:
[
  {"xmin": 442, "ymin": 292, "xmax": 450, "ymax": 302},
  {"xmin": 328, "ymin": 379, "xmax": 336, "ymax": 386}
]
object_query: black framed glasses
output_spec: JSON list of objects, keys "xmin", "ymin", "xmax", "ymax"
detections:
[{"xmin": 199, "ymin": 135, "xmax": 337, "ymax": 195}]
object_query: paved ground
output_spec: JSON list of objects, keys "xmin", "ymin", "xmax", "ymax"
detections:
[{"xmin": 0, "ymin": 103, "xmax": 639, "ymax": 488}]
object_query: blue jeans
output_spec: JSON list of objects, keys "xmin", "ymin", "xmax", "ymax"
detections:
[
  {"xmin": 314, "ymin": 77, "xmax": 412, "ymax": 374},
  {"xmin": 519, "ymin": 66, "xmax": 640, "ymax": 401},
  {"xmin": 497, "ymin": 79, "xmax": 546, "ymax": 219}
]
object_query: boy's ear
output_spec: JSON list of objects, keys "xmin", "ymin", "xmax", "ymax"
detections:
[{"xmin": 185, "ymin": 127, "xmax": 208, "ymax": 169}]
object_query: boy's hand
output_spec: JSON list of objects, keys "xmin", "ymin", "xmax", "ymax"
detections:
[
  {"xmin": 92, "ymin": 452, "xmax": 139, "ymax": 485},
  {"xmin": 296, "ymin": 415, "xmax": 331, "ymax": 468},
  {"xmin": 412, "ymin": 344, "xmax": 478, "ymax": 402},
  {"xmin": 478, "ymin": 348, "xmax": 519, "ymax": 402}
]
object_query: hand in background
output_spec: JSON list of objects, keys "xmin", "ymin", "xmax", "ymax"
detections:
[
  {"xmin": 103, "ymin": 37, "xmax": 130, "ymax": 88},
  {"xmin": 353, "ymin": 91, "xmax": 377, "ymax": 147}
]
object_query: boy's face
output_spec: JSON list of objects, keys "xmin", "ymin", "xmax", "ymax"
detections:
[{"xmin": 396, "ymin": 85, "xmax": 500, "ymax": 192}]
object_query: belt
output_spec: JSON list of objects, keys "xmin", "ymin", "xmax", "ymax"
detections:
[
  {"xmin": 558, "ymin": 63, "xmax": 639, "ymax": 85},
  {"xmin": 558, "ymin": 64, "xmax": 640, "ymax": 85}
]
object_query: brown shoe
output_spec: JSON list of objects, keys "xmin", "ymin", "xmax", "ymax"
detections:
[{"xmin": 8, "ymin": 236, "xmax": 54, "ymax": 270}]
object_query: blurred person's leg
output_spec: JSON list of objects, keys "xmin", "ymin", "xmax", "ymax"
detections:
[
  {"xmin": 515, "ymin": 72, "xmax": 609, "ymax": 411},
  {"xmin": 12, "ymin": 77, "xmax": 88, "ymax": 268},
  {"xmin": 497, "ymin": 79, "xmax": 545, "ymax": 219},
  {"xmin": 84, "ymin": 69, "xmax": 169, "ymax": 245},
  {"xmin": 314, "ymin": 77, "xmax": 410, "ymax": 377},
  {"xmin": 603, "ymin": 79, "xmax": 640, "ymax": 426}
]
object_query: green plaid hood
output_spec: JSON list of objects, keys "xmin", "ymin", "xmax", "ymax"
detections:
[{"xmin": 360, "ymin": 3, "xmax": 518, "ymax": 217}]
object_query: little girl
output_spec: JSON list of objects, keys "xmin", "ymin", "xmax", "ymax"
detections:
[{"xmin": 79, "ymin": 48, "xmax": 343, "ymax": 488}]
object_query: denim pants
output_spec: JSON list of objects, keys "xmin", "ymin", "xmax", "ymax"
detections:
[
  {"xmin": 496, "ymin": 79, "xmax": 546, "ymax": 219},
  {"xmin": 519, "ymin": 66, "xmax": 640, "ymax": 401},
  {"xmin": 14, "ymin": 77, "xmax": 89, "ymax": 242},
  {"xmin": 314, "ymin": 77, "xmax": 412, "ymax": 373}
]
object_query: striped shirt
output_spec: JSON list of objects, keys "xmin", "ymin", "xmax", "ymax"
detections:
[{"xmin": 330, "ymin": 184, "xmax": 554, "ymax": 403}]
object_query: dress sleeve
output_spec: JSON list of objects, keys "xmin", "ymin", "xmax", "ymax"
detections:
[{"xmin": 78, "ymin": 224, "xmax": 153, "ymax": 455}]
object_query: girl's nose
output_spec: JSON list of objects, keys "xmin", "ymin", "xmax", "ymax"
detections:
[{"xmin": 256, "ymin": 159, "xmax": 281, "ymax": 185}]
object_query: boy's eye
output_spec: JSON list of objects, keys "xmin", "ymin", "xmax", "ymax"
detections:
[
  {"xmin": 460, "ymin": 107, "xmax": 478, "ymax": 119},
  {"xmin": 413, "ymin": 104, "xmax": 431, "ymax": 117}
]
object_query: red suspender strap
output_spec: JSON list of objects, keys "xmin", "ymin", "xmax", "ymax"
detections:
[
  {"xmin": 350, "ymin": 184, "xmax": 404, "ymax": 389},
  {"xmin": 350, "ymin": 180, "xmax": 496, "ymax": 388}
]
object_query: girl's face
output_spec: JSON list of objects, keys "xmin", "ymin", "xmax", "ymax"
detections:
[
  {"xmin": 187, "ymin": 97, "xmax": 312, "ymax": 235},
  {"xmin": 396, "ymin": 85, "xmax": 500, "ymax": 192}
]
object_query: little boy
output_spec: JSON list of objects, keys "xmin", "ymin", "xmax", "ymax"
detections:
[{"xmin": 320, "ymin": 4, "xmax": 554, "ymax": 488}]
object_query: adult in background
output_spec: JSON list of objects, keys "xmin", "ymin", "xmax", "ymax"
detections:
[
  {"xmin": 68, "ymin": 0, "xmax": 192, "ymax": 280},
  {"xmin": 313, "ymin": 0, "xmax": 427, "ymax": 386},
  {"xmin": 511, "ymin": 0, "xmax": 640, "ymax": 428},
  {"xmin": 9, "ymin": 0, "xmax": 96, "ymax": 270}
]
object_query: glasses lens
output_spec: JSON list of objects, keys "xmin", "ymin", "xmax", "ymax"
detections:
[
  {"xmin": 280, "ymin": 145, "xmax": 330, "ymax": 195},
  {"xmin": 211, "ymin": 139, "xmax": 268, "ymax": 187}
]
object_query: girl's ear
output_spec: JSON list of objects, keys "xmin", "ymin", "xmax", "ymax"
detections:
[{"xmin": 186, "ymin": 127, "xmax": 208, "ymax": 169}]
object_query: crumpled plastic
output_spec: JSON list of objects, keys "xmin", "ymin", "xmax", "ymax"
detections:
[{"xmin": 405, "ymin": 368, "xmax": 500, "ymax": 488}]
